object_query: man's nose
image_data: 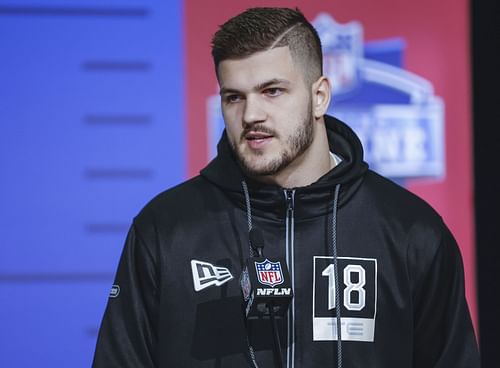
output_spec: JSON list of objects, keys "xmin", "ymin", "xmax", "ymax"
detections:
[{"xmin": 242, "ymin": 95, "xmax": 266, "ymax": 126}]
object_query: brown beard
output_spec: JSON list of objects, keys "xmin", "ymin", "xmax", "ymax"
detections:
[{"xmin": 230, "ymin": 103, "xmax": 314, "ymax": 178}]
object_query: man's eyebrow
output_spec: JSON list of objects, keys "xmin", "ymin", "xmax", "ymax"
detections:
[
  {"xmin": 219, "ymin": 87, "xmax": 239, "ymax": 96},
  {"xmin": 254, "ymin": 78, "xmax": 290, "ymax": 91},
  {"xmin": 219, "ymin": 78, "xmax": 291, "ymax": 95}
]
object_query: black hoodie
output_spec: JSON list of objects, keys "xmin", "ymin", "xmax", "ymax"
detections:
[{"xmin": 93, "ymin": 115, "xmax": 479, "ymax": 367}]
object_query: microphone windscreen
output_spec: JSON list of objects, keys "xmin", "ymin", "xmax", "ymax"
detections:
[{"xmin": 249, "ymin": 228, "xmax": 265, "ymax": 252}]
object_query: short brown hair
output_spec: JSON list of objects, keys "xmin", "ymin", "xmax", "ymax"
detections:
[{"xmin": 211, "ymin": 7, "xmax": 323, "ymax": 85}]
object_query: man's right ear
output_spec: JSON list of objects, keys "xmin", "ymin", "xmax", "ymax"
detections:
[{"xmin": 312, "ymin": 76, "xmax": 332, "ymax": 119}]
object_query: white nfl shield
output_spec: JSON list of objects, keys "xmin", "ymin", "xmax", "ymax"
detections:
[
  {"xmin": 313, "ymin": 13, "xmax": 364, "ymax": 97},
  {"xmin": 255, "ymin": 259, "xmax": 284, "ymax": 287}
]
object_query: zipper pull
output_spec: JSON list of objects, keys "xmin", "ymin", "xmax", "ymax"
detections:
[{"xmin": 285, "ymin": 189, "xmax": 295, "ymax": 212}]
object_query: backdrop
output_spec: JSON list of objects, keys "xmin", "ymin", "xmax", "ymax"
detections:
[{"xmin": 0, "ymin": 0, "xmax": 475, "ymax": 366}]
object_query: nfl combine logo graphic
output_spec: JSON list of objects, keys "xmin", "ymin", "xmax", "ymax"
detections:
[
  {"xmin": 313, "ymin": 13, "xmax": 445, "ymax": 180},
  {"xmin": 255, "ymin": 259, "xmax": 284, "ymax": 287}
]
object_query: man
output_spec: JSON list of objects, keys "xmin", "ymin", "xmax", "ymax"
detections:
[{"xmin": 93, "ymin": 7, "xmax": 480, "ymax": 367}]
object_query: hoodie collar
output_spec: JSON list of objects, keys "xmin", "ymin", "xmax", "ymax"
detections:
[{"xmin": 200, "ymin": 115, "xmax": 368, "ymax": 221}]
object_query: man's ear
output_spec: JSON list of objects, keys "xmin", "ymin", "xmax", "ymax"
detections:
[{"xmin": 312, "ymin": 76, "xmax": 332, "ymax": 119}]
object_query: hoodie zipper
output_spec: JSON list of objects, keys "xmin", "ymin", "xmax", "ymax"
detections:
[{"xmin": 284, "ymin": 189, "xmax": 296, "ymax": 368}]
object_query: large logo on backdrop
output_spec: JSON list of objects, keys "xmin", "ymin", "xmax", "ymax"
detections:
[{"xmin": 206, "ymin": 13, "xmax": 445, "ymax": 180}]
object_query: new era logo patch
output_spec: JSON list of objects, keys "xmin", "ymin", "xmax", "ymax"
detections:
[
  {"xmin": 109, "ymin": 284, "xmax": 120, "ymax": 298},
  {"xmin": 191, "ymin": 260, "xmax": 233, "ymax": 291}
]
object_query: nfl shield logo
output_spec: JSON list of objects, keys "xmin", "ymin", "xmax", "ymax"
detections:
[
  {"xmin": 255, "ymin": 259, "xmax": 284, "ymax": 287},
  {"xmin": 313, "ymin": 13, "xmax": 363, "ymax": 97}
]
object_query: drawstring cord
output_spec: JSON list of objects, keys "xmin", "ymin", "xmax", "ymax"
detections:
[
  {"xmin": 331, "ymin": 184, "xmax": 342, "ymax": 368},
  {"xmin": 241, "ymin": 180, "xmax": 256, "ymax": 257},
  {"xmin": 241, "ymin": 180, "xmax": 260, "ymax": 368}
]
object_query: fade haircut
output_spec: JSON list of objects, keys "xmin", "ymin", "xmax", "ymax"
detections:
[{"xmin": 211, "ymin": 7, "xmax": 323, "ymax": 86}]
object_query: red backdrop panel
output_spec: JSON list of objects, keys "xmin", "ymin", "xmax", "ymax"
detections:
[{"xmin": 185, "ymin": 0, "xmax": 476, "ymax": 330}]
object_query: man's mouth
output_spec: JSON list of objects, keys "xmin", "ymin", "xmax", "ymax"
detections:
[
  {"xmin": 243, "ymin": 131, "xmax": 274, "ymax": 149},
  {"xmin": 245, "ymin": 132, "xmax": 274, "ymax": 141}
]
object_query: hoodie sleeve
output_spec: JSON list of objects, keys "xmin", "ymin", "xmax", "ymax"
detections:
[
  {"xmin": 92, "ymin": 222, "xmax": 159, "ymax": 367},
  {"xmin": 408, "ymin": 220, "xmax": 480, "ymax": 368}
]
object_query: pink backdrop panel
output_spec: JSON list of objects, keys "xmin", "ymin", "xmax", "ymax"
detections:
[{"xmin": 185, "ymin": 0, "xmax": 476, "ymax": 331}]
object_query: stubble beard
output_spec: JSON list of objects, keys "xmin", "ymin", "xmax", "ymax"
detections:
[{"xmin": 230, "ymin": 104, "xmax": 315, "ymax": 178}]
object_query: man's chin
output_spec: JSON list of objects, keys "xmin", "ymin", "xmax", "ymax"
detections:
[{"xmin": 238, "ymin": 156, "xmax": 285, "ymax": 178}]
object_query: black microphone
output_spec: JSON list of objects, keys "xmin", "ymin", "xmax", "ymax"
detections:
[
  {"xmin": 250, "ymin": 228, "xmax": 264, "ymax": 257},
  {"xmin": 241, "ymin": 228, "xmax": 292, "ymax": 368},
  {"xmin": 240, "ymin": 228, "xmax": 293, "ymax": 319}
]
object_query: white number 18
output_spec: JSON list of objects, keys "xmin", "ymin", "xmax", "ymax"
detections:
[{"xmin": 321, "ymin": 264, "xmax": 366, "ymax": 311}]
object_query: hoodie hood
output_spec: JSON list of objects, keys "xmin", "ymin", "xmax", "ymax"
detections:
[{"xmin": 200, "ymin": 115, "xmax": 368, "ymax": 220}]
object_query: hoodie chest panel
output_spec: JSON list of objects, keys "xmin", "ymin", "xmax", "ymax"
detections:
[
  {"xmin": 336, "ymin": 200, "xmax": 414, "ymax": 345},
  {"xmin": 286, "ymin": 205, "xmax": 414, "ymax": 367},
  {"xmin": 153, "ymin": 191, "xmax": 414, "ymax": 367},
  {"xmin": 156, "ymin": 203, "xmax": 283, "ymax": 366}
]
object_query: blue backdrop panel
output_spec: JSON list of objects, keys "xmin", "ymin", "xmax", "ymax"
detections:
[
  {"xmin": 0, "ymin": 1, "xmax": 183, "ymax": 366},
  {"xmin": 0, "ymin": 282, "xmax": 109, "ymax": 367}
]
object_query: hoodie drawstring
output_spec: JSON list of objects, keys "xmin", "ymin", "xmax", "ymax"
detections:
[
  {"xmin": 241, "ymin": 180, "xmax": 256, "ymax": 257},
  {"xmin": 241, "ymin": 180, "xmax": 260, "ymax": 368},
  {"xmin": 331, "ymin": 184, "xmax": 342, "ymax": 368}
]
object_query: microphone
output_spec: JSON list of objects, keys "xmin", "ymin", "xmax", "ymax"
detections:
[
  {"xmin": 250, "ymin": 228, "xmax": 264, "ymax": 257},
  {"xmin": 240, "ymin": 228, "xmax": 293, "ymax": 319},
  {"xmin": 241, "ymin": 228, "xmax": 292, "ymax": 368}
]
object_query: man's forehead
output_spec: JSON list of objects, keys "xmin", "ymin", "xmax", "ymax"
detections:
[{"xmin": 217, "ymin": 47, "xmax": 301, "ymax": 89}]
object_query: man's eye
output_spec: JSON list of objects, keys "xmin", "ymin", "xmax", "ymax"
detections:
[
  {"xmin": 265, "ymin": 88, "xmax": 283, "ymax": 97},
  {"xmin": 225, "ymin": 95, "xmax": 241, "ymax": 103}
]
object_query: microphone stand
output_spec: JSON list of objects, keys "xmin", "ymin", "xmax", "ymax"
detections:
[
  {"xmin": 267, "ymin": 302, "xmax": 284, "ymax": 368},
  {"xmin": 249, "ymin": 228, "xmax": 286, "ymax": 368}
]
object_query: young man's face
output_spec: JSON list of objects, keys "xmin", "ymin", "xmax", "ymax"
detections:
[{"xmin": 218, "ymin": 46, "xmax": 315, "ymax": 179}]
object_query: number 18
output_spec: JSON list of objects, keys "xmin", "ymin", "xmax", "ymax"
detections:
[{"xmin": 321, "ymin": 264, "xmax": 366, "ymax": 311}]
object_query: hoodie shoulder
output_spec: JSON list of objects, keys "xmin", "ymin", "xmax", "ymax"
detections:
[{"xmin": 361, "ymin": 170, "xmax": 444, "ymax": 228}]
